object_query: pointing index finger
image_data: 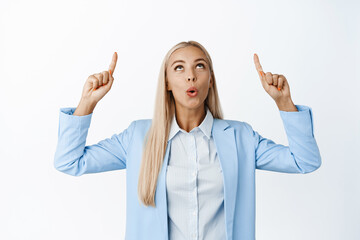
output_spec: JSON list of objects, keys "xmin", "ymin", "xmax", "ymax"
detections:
[
  {"xmin": 253, "ymin": 53, "xmax": 264, "ymax": 76},
  {"xmin": 109, "ymin": 52, "xmax": 118, "ymax": 76}
]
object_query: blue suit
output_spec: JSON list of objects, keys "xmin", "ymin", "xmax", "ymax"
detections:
[{"xmin": 54, "ymin": 104, "xmax": 321, "ymax": 240}]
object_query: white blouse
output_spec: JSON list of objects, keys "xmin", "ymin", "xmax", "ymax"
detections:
[{"xmin": 166, "ymin": 106, "xmax": 226, "ymax": 240}]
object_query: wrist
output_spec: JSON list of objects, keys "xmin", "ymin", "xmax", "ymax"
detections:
[
  {"xmin": 80, "ymin": 97, "xmax": 97, "ymax": 108},
  {"xmin": 276, "ymin": 98, "xmax": 298, "ymax": 112},
  {"xmin": 74, "ymin": 99, "xmax": 97, "ymax": 116}
]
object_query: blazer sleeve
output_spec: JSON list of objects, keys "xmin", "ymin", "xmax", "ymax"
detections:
[
  {"xmin": 54, "ymin": 107, "xmax": 136, "ymax": 176},
  {"xmin": 252, "ymin": 105, "xmax": 321, "ymax": 174}
]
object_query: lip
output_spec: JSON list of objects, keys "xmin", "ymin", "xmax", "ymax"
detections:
[
  {"xmin": 186, "ymin": 87, "xmax": 198, "ymax": 93},
  {"xmin": 187, "ymin": 91, "xmax": 198, "ymax": 97}
]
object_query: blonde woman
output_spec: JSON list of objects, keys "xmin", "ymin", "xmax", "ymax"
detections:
[{"xmin": 54, "ymin": 41, "xmax": 321, "ymax": 240}]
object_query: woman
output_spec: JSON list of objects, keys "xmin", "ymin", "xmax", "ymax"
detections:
[{"xmin": 54, "ymin": 40, "xmax": 321, "ymax": 240}]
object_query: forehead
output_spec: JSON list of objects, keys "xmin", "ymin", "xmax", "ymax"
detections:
[{"xmin": 169, "ymin": 46, "xmax": 206, "ymax": 63}]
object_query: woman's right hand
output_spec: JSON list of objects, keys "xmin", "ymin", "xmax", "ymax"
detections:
[{"xmin": 81, "ymin": 52, "xmax": 118, "ymax": 105}]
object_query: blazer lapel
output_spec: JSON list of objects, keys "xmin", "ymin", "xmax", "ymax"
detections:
[
  {"xmin": 212, "ymin": 118, "xmax": 239, "ymax": 240},
  {"xmin": 155, "ymin": 118, "xmax": 238, "ymax": 240}
]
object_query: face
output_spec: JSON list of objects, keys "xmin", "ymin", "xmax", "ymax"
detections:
[{"xmin": 166, "ymin": 46, "xmax": 213, "ymax": 111}]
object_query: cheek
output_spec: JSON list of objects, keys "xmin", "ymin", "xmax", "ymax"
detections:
[
  {"xmin": 169, "ymin": 83, "xmax": 181, "ymax": 93},
  {"xmin": 169, "ymin": 82, "xmax": 184, "ymax": 98},
  {"xmin": 200, "ymin": 88, "xmax": 210, "ymax": 100}
]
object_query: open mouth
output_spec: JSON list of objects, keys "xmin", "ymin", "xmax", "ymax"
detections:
[
  {"xmin": 186, "ymin": 87, "xmax": 198, "ymax": 93},
  {"xmin": 187, "ymin": 90, "xmax": 198, "ymax": 97}
]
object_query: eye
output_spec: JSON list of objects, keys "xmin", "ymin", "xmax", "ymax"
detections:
[
  {"xmin": 174, "ymin": 65, "xmax": 183, "ymax": 71},
  {"xmin": 197, "ymin": 63, "xmax": 205, "ymax": 69},
  {"xmin": 174, "ymin": 63, "xmax": 205, "ymax": 71}
]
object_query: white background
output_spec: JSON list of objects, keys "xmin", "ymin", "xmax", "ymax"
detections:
[{"xmin": 1, "ymin": 0, "xmax": 359, "ymax": 239}]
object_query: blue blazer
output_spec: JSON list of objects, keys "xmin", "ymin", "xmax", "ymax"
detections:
[{"xmin": 54, "ymin": 104, "xmax": 321, "ymax": 240}]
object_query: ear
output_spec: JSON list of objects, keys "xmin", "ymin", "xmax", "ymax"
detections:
[{"xmin": 210, "ymin": 78, "xmax": 213, "ymax": 88}]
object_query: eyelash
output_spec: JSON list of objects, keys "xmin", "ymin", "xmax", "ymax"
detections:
[{"xmin": 174, "ymin": 63, "xmax": 205, "ymax": 71}]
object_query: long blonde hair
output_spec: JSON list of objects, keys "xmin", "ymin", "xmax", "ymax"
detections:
[{"xmin": 137, "ymin": 40, "xmax": 224, "ymax": 207}]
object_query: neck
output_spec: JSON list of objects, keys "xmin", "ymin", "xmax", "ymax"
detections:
[{"xmin": 174, "ymin": 104, "xmax": 206, "ymax": 133}]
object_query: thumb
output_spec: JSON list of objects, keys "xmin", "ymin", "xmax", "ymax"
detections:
[
  {"xmin": 259, "ymin": 71, "xmax": 270, "ymax": 92},
  {"xmin": 108, "ymin": 69, "xmax": 114, "ymax": 88}
]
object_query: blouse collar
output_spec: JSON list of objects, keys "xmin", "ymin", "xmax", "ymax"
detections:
[{"xmin": 168, "ymin": 105, "xmax": 213, "ymax": 142}]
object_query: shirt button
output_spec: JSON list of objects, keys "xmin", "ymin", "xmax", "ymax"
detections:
[
  {"xmin": 192, "ymin": 233, "xmax": 196, "ymax": 238},
  {"xmin": 192, "ymin": 172, "xmax": 196, "ymax": 177},
  {"xmin": 193, "ymin": 210, "xmax": 196, "ymax": 216}
]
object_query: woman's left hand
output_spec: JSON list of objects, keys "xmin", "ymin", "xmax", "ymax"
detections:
[{"xmin": 253, "ymin": 53, "xmax": 292, "ymax": 103}]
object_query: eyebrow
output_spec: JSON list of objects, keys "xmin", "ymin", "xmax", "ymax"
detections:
[{"xmin": 170, "ymin": 58, "xmax": 207, "ymax": 67}]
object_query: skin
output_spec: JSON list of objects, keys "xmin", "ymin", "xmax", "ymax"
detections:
[
  {"xmin": 253, "ymin": 53, "xmax": 298, "ymax": 112},
  {"xmin": 166, "ymin": 48, "xmax": 298, "ymax": 132},
  {"xmin": 75, "ymin": 49, "xmax": 297, "ymax": 125},
  {"xmin": 74, "ymin": 52, "xmax": 118, "ymax": 116},
  {"xmin": 166, "ymin": 46, "xmax": 213, "ymax": 132}
]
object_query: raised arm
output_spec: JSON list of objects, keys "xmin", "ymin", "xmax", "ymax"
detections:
[
  {"xmin": 251, "ymin": 54, "xmax": 321, "ymax": 173},
  {"xmin": 54, "ymin": 52, "xmax": 138, "ymax": 176},
  {"xmin": 251, "ymin": 105, "xmax": 321, "ymax": 174},
  {"xmin": 54, "ymin": 107, "xmax": 136, "ymax": 176}
]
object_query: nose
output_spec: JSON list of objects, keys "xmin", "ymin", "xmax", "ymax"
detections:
[
  {"xmin": 187, "ymin": 67, "xmax": 196, "ymax": 82},
  {"xmin": 187, "ymin": 76, "xmax": 195, "ymax": 81},
  {"xmin": 187, "ymin": 71, "xmax": 196, "ymax": 81}
]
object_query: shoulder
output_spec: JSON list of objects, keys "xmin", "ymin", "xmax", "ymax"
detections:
[
  {"xmin": 216, "ymin": 118, "xmax": 253, "ymax": 131},
  {"xmin": 214, "ymin": 118, "xmax": 255, "ymax": 138},
  {"xmin": 132, "ymin": 119, "xmax": 152, "ymax": 127},
  {"xmin": 126, "ymin": 119, "xmax": 152, "ymax": 134}
]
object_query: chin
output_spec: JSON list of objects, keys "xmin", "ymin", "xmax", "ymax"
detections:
[{"xmin": 185, "ymin": 101, "xmax": 204, "ymax": 110}]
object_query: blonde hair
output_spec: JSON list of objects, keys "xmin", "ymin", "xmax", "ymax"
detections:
[{"xmin": 137, "ymin": 40, "xmax": 224, "ymax": 207}]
